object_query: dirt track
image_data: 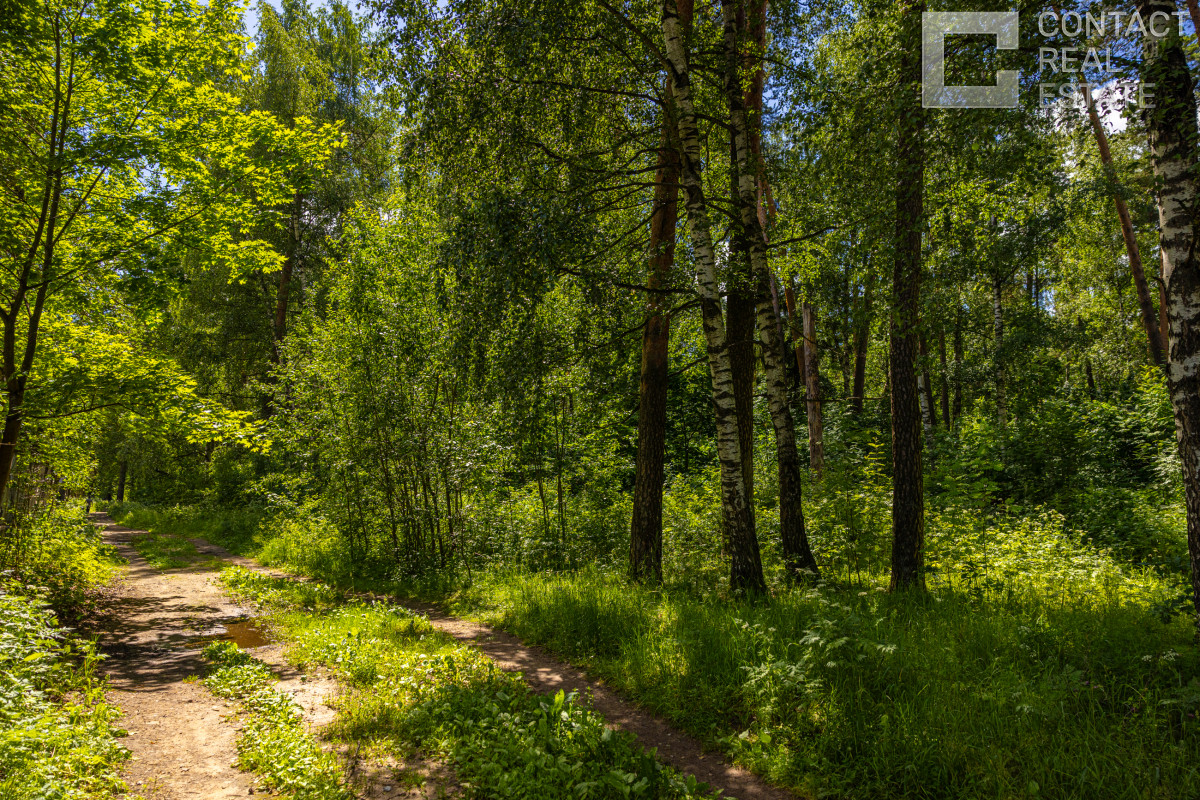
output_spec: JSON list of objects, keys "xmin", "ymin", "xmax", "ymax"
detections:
[{"xmin": 90, "ymin": 512, "xmax": 793, "ymax": 800}]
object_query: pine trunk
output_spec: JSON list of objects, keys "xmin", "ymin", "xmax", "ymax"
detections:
[
  {"xmin": 1087, "ymin": 100, "xmax": 1166, "ymax": 366},
  {"xmin": 629, "ymin": 89, "xmax": 681, "ymax": 584}
]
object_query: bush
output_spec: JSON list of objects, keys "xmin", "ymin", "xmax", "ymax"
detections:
[
  {"xmin": 0, "ymin": 505, "xmax": 121, "ymax": 618},
  {"xmin": 0, "ymin": 586, "xmax": 128, "ymax": 799}
]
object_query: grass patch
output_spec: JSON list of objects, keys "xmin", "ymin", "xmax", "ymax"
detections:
[
  {"xmin": 131, "ymin": 532, "xmax": 221, "ymax": 571},
  {"xmin": 447, "ymin": 567, "xmax": 1200, "ymax": 799},
  {"xmin": 110, "ymin": 503, "xmax": 265, "ymax": 557},
  {"xmin": 202, "ymin": 640, "xmax": 350, "ymax": 799},
  {"xmin": 150, "ymin": 502, "xmax": 1200, "ymax": 798},
  {"xmin": 221, "ymin": 567, "xmax": 718, "ymax": 799}
]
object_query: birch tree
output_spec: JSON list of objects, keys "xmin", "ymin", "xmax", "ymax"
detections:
[
  {"xmin": 661, "ymin": 0, "xmax": 765, "ymax": 593},
  {"xmin": 1137, "ymin": 0, "xmax": 1200, "ymax": 626}
]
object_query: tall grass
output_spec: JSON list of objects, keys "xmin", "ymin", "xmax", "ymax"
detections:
[
  {"xmin": 123, "ymin": 499, "xmax": 1200, "ymax": 798},
  {"xmin": 452, "ymin": 568, "xmax": 1199, "ymax": 799}
]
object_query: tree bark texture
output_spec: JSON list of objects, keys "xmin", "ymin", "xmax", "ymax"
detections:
[
  {"xmin": 722, "ymin": 0, "xmax": 817, "ymax": 579},
  {"xmin": 661, "ymin": 0, "xmax": 764, "ymax": 594},
  {"xmin": 1139, "ymin": 0, "xmax": 1200, "ymax": 627},
  {"xmin": 1087, "ymin": 99, "xmax": 1166, "ymax": 366},
  {"xmin": 629, "ymin": 75, "xmax": 683, "ymax": 584},
  {"xmin": 889, "ymin": 1, "xmax": 926, "ymax": 592}
]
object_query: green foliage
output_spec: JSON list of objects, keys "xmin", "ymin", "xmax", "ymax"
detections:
[
  {"xmin": 0, "ymin": 586, "xmax": 128, "ymax": 799},
  {"xmin": 449, "ymin": 538, "xmax": 1199, "ymax": 799},
  {"xmin": 220, "ymin": 566, "xmax": 343, "ymax": 612},
  {"xmin": 225, "ymin": 569, "xmax": 717, "ymax": 799},
  {"xmin": 0, "ymin": 505, "xmax": 122, "ymax": 617},
  {"xmin": 201, "ymin": 639, "xmax": 350, "ymax": 800}
]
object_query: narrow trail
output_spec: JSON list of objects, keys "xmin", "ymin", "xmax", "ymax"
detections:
[
  {"xmin": 397, "ymin": 603, "xmax": 794, "ymax": 800},
  {"xmin": 91, "ymin": 513, "xmax": 793, "ymax": 800},
  {"xmin": 90, "ymin": 515, "xmax": 258, "ymax": 799},
  {"xmin": 89, "ymin": 514, "xmax": 347, "ymax": 798}
]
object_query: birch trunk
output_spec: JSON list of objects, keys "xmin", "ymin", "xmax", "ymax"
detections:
[
  {"xmin": 721, "ymin": 0, "xmax": 817, "ymax": 579},
  {"xmin": 661, "ymin": 0, "xmax": 764, "ymax": 594},
  {"xmin": 1139, "ymin": 0, "xmax": 1200, "ymax": 627},
  {"xmin": 918, "ymin": 333, "xmax": 935, "ymax": 436}
]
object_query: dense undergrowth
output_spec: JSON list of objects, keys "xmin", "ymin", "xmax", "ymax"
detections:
[
  {"xmin": 1, "ymin": 506, "xmax": 123, "ymax": 618},
  {"xmin": 0, "ymin": 506, "xmax": 129, "ymax": 799},
  {"xmin": 220, "ymin": 566, "xmax": 718, "ymax": 799},
  {"xmin": 114, "ymin": 496, "xmax": 1200, "ymax": 799}
]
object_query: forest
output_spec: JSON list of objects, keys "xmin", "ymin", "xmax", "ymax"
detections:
[{"xmin": 4, "ymin": 0, "xmax": 1200, "ymax": 797}]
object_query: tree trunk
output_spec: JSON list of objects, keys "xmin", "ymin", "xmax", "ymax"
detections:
[
  {"xmin": 661, "ymin": 0, "xmax": 763, "ymax": 594},
  {"xmin": 1187, "ymin": 0, "xmax": 1200, "ymax": 39},
  {"xmin": 993, "ymin": 275, "xmax": 1007, "ymax": 428},
  {"xmin": 726, "ymin": 23, "xmax": 756, "ymax": 521},
  {"xmin": 953, "ymin": 307, "xmax": 963, "ymax": 418},
  {"xmin": 888, "ymin": 0, "xmax": 925, "ymax": 592},
  {"xmin": 1139, "ymin": 0, "xmax": 1200, "ymax": 628},
  {"xmin": 1160, "ymin": 249, "xmax": 1172, "ymax": 349},
  {"xmin": 271, "ymin": 193, "xmax": 300, "ymax": 365},
  {"xmin": 727, "ymin": 286, "xmax": 756, "ymax": 522},
  {"xmin": 1087, "ymin": 99, "xmax": 1167, "ymax": 366},
  {"xmin": 116, "ymin": 460, "xmax": 128, "ymax": 504},
  {"xmin": 629, "ymin": 85, "xmax": 681, "ymax": 584},
  {"xmin": 722, "ymin": 0, "xmax": 818, "ymax": 580},
  {"xmin": 851, "ymin": 270, "xmax": 874, "ymax": 416},
  {"xmin": 802, "ymin": 302, "xmax": 824, "ymax": 474},
  {"xmin": 784, "ymin": 286, "xmax": 805, "ymax": 379},
  {"xmin": 938, "ymin": 328, "xmax": 951, "ymax": 427},
  {"xmin": 918, "ymin": 333, "xmax": 935, "ymax": 436}
]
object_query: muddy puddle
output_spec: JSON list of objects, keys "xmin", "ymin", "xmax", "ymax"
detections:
[{"xmin": 186, "ymin": 618, "xmax": 273, "ymax": 649}]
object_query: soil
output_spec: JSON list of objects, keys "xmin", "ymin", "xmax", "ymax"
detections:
[
  {"xmin": 89, "ymin": 512, "xmax": 793, "ymax": 800},
  {"xmin": 396, "ymin": 601, "xmax": 795, "ymax": 800},
  {"xmin": 90, "ymin": 516, "xmax": 259, "ymax": 799}
]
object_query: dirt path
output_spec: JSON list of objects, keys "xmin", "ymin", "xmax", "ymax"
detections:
[
  {"xmin": 89, "ymin": 515, "xmax": 343, "ymax": 798},
  {"xmin": 393, "ymin": 602, "xmax": 794, "ymax": 800},
  {"xmin": 92, "ymin": 513, "xmax": 792, "ymax": 800},
  {"xmin": 90, "ymin": 515, "xmax": 258, "ymax": 799}
]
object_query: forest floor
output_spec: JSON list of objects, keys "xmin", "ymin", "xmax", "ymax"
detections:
[
  {"xmin": 87, "ymin": 513, "xmax": 441, "ymax": 799},
  {"xmin": 87, "ymin": 513, "xmax": 792, "ymax": 800}
]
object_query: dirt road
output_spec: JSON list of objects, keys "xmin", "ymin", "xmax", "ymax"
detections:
[{"xmin": 90, "ymin": 512, "xmax": 792, "ymax": 800}]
